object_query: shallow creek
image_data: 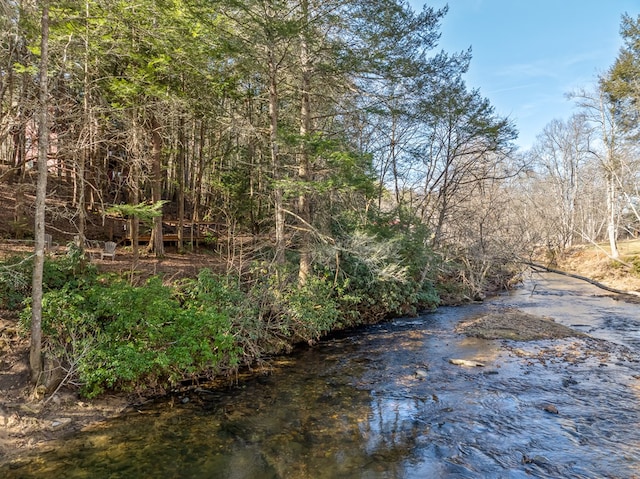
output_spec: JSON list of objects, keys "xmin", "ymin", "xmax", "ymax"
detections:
[{"xmin": 3, "ymin": 271, "xmax": 640, "ymax": 478}]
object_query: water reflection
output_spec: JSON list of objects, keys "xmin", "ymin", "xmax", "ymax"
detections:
[{"xmin": 3, "ymin": 273, "xmax": 640, "ymax": 478}]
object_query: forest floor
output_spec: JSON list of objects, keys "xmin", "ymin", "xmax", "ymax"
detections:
[{"xmin": 1, "ymin": 174, "xmax": 640, "ymax": 464}]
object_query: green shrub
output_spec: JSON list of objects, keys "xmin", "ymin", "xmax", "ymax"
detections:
[
  {"xmin": 0, "ymin": 255, "xmax": 33, "ymax": 309},
  {"xmin": 21, "ymin": 273, "xmax": 243, "ymax": 398},
  {"xmin": 318, "ymin": 206, "xmax": 442, "ymax": 323},
  {"xmin": 279, "ymin": 275, "xmax": 341, "ymax": 343},
  {"xmin": 325, "ymin": 220, "xmax": 440, "ymax": 323},
  {"xmin": 78, "ymin": 277, "xmax": 240, "ymax": 397},
  {"xmin": 0, "ymin": 247, "xmax": 96, "ymax": 309},
  {"xmin": 13, "ymin": 222, "xmax": 440, "ymax": 399}
]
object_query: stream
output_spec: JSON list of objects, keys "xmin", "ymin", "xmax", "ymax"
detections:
[{"xmin": 2, "ymin": 271, "xmax": 640, "ymax": 478}]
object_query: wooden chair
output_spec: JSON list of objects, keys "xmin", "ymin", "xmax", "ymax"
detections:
[
  {"xmin": 101, "ymin": 241, "xmax": 117, "ymax": 261},
  {"xmin": 44, "ymin": 233, "xmax": 53, "ymax": 252}
]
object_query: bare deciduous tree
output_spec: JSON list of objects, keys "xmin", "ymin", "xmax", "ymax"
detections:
[
  {"xmin": 529, "ymin": 115, "xmax": 591, "ymax": 251},
  {"xmin": 30, "ymin": 1, "xmax": 50, "ymax": 385},
  {"xmin": 570, "ymin": 85, "xmax": 625, "ymax": 259}
]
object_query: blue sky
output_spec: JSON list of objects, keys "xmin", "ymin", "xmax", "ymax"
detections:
[{"xmin": 411, "ymin": 1, "xmax": 639, "ymax": 151}]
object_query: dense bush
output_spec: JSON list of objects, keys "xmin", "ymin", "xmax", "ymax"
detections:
[
  {"xmin": 0, "ymin": 245, "xmax": 96, "ymax": 308},
  {"xmin": 34, "ymin": 274, "xmax": 240, "ymax": 397},
  {"xmin": 246, "ymin": 266, "xmax": 342, "ymax": 347},
  {"xmin": 15, "ymin": 222, "xmax": 443, "ymax": 398},
  {"xmin": 21, "ymin": 265, "xmax": 344, "ymax": 397},
  {"xmin": 323, "ymin": 211, "xmax": 441, "ymax": 325},
  {"xmin": 80, "ymin": 277, "xmax": 239, "ymax": 397}
]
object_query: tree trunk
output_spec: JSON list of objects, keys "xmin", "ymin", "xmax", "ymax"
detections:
[
  {"xmin": 149, "ymin": 114, "xmax": 165, "ymax": 257},
  {"xmin": 76, "ymin": 0, "xmax": 92, "ymax": 246},
  {"xmin": 30, "ymin": 2, "xmax": 49, "ymax": 385},
  {"xmin": 297, "ymin": 0, "xmax": 311, "ymax": 285},
  {"xmin": 606, "ymin": 172, "xmax": 619, "ymax": 259},
  {"xmin": 177, "ymin": 117, "xmax": 185, "ymax": 251},
  {"xmin": 600, "ymin": 92, "xmax": 619, "ymax": 259},
  {"xmin": 10, "ymin": 123, "xmax": 26, "ymax": 184},
  {"xmin": 193, "ymin": 119, "xmax": 205, "ymax": 229},
  {"xmin": 268, "ymin": 49, "xmax": 285, "ymax": 265},
  {"xmin": 129, "ymin": 113, "xmax": 141, "ymax": 266}
]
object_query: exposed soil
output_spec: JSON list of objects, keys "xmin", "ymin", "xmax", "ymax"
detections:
[{"xmin": 554, "ymin": 243, "xmax": 640, "ymax": 295}]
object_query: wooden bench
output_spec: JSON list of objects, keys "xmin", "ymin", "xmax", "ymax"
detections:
[
  {"xmin": 119, "ymin": 221, "xmax": 223, "ymax": 247},
  {"xmin": 123, "ymin": 234, "xmax": 187, "ymax": 246}
]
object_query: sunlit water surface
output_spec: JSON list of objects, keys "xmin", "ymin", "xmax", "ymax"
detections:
[{"xmin": 3, "ymin": 272, "xmax": 640, "ymax": 478}]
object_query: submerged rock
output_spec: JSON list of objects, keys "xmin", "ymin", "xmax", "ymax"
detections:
[
  {"xmin": 449, "ymin": 358, "xmax": 485, "ymax": 367},
  {"xmin": 522, "ymin": 454, "xmax": 551, "ymax": 466}
]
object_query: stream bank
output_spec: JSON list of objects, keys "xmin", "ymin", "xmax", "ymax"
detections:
[
  {"xmin": 0, "ymin": 284, "xmax": 587, "ymax": 465},
  {"xmin": 2, "ymin": 271, "xmax": 640, "ymax": 477}
]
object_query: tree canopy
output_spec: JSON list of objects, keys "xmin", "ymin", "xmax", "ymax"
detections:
[{"xmin": 1, "ymin": 0, "xmax": 517, "ymax": 275}]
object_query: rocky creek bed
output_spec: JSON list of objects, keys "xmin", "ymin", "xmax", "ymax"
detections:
[{"xmin": 0, "ymin": 307, "xmax": 589, "ymax": 466}]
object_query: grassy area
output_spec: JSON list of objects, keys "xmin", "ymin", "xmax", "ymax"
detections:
[
  {"xmin": 582, "ymin": 238, "xmax": 640, "ymax": 258},
  {"xmin": 615, "ymin": 239, "xmax": 640, "ymax": 257},
  {"xmin": 557, "ymin": 239, "xmax": 640, "ymax": 293}
]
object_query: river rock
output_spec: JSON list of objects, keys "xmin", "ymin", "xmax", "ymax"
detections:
[
  {"xmin": 43, "ymin": 355, "xmax": 65, "ymax": 394},
  {"xmin": 48, "ymin": 417, "xmax": 72, "ymax": 431},
  {"xmin": 415, "ymin": 368, "xmax": 428, "ymax": 380},
  {"xmin": 449, "ymin": 358, "xmax": 485, "ymax": 367},
  {"xmin": 542, "ymin": 404, "xmax": 559, "ymax": 414}
]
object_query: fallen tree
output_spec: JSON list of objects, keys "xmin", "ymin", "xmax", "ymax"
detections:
[{"xmin": 523, "ymin": 261, "xmax": 640, "ymax": 298}]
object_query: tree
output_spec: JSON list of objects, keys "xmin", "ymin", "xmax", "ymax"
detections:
[
  {"xmin": 416, "ymin": 77, "xmax": 518, "ymax": 247},
  {"xmin": 0, "ymin": 0, "xmax": 532, "ymax": 319},
  {"xmin": 88, "ymin": 0, "xmax": 228, "ymax": 256},
  {"xmin": 601, "ymin": 13, "xmax": 640, "ymax": 242},
  {"xmin": 570, "ymin": 86, "xmax": 624, "ymax": 259},
  {"xmin": 30, "ymin": 0, "xmax": 50, "ymax": 385},
  {"xmin": 296, "ymin": 0, "xmax": 312, "ymax": 285},
  {"xmin": 347, "ymin": 2, "xmax": 456, "ymax": 211},
  {"xmin": 602, "ymin": 13, "xmax": 640, "ymax": 139},
  {"xmin": 529, "ymin": 115, "xmax": 591, "ymax": 251}
]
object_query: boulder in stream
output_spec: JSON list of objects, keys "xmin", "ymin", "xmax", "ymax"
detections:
[{"xmin": 414, "ymin": 368, "xmax": 428, "ymax": 379}]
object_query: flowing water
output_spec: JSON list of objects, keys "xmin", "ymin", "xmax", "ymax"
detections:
[{"xmin": 3, "ymin": 272, "xmax": 640, "ymax": 478}]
